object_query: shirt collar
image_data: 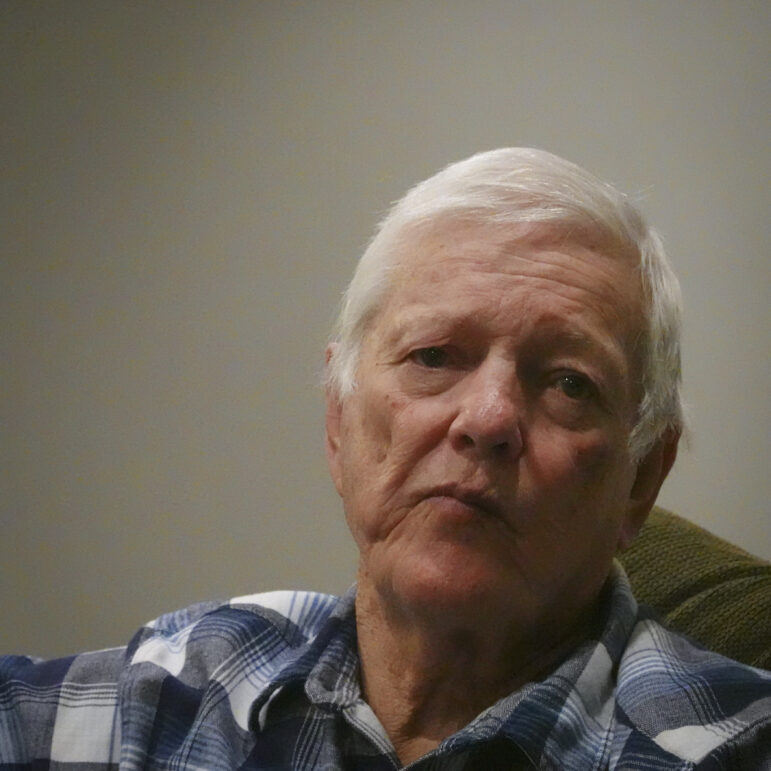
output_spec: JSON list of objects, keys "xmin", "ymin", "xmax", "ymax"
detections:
[
  {"xmin": 303, "ymin": 585, "xmax": 361, "ymax": 710},
  {"xmin": 250, "ymin": 585, "xmax": 360, "ymax": 730}
]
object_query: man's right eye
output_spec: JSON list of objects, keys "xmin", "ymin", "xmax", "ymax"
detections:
[{"xmin": 412, "ymin": 347, "xmax": 449, "ymax": 368}]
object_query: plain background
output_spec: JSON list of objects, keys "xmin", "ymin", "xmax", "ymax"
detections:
[{"xmin": 2, "ymin": 2, "xmax": 769, "ymax": 658}]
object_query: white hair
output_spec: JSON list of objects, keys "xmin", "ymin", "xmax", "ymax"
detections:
[{"xmin": 327, "ymin": 148, "xmax": 683, "ymax": 460}]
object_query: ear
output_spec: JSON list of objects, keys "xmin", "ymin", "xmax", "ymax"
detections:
[
  {"xmin": 324, "ymin": 344, "xmax": 345, "ymax": 497},
  {"xmin": 618, "ymin": 428, "xmax": 680, "ymax": 550}
]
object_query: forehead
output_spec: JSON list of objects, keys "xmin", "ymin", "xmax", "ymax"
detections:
[{"xmin": 382, "ymin": 220, "xmax": 642, "ymax": 317}]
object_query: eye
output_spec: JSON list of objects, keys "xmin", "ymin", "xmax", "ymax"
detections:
[
  {"xmin": 553, "ymin": 373, "xmax": 594, "ymax": 400},
  {"xmin": 411, "ymin": 346, "xmax": 450, "ymax": 368}
]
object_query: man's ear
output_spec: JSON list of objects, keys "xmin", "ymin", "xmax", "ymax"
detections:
[
  {"xmin": 324, "ymin": 344, "xmax": 344, "ymax": 497},
  {"xmin": 618, "ymin": 428, "xmax": 680, "ymax": 551}
]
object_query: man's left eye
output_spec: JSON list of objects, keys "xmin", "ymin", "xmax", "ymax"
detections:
[
  {"xmin": 554, "ymin": 373, "xmax": 594, "ymax": 400},
  {"xmin": 412, "ymin": 347, "xmax": 449, "ymax": 368}
]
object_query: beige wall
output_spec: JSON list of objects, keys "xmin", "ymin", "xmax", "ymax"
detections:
[{"xmin": 3, "ymin": 1, "xmax": 769, "ymax": 657}]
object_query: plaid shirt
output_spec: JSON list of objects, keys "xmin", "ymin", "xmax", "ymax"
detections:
[{"xmin": 1, "ymin": 563, "xmax": 770, "ymax": 769}]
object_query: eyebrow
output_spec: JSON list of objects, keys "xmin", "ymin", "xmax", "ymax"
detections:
[{"xmin": 380, "ymin": 309, "xmax": 467, "ymax": 347}]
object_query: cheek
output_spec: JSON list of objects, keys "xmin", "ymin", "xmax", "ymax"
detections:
[
  {"xmin": 572, "ymin": 439, "xmax": 637, "ymax": 535},
  {"xmin": 574, "ymin": 434, "xmax": 620, "ymax": 484},
  {"xmin": 338, "ymin": 389, "xmax": 404, "ymax": 533},
  {"xmin": 521, "ymin": 431, "xmax": 632, "ymax": 572},
  {"xmin": 356, "ymin": 387, "xmax": 438, "ymax": 464},
  {"xmin": 530, "ymin": 426, "xmax": 628, "ymax": 501},
  {"xmin": 342, "ymin": 387, "xmax": 393, "ymax": 459}
]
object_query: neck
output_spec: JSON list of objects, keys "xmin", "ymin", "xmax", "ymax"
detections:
[{"xmin": 354, "ymin": 577, "xmax": 601, "ymax": 765}]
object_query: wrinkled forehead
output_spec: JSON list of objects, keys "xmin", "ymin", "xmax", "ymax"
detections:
[{"xmin": 382, "ymin": 217, "xmax": 644, "ymax": 306}]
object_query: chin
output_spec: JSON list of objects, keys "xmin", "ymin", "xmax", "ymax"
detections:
[{"xmin": 388, "ymin": 549, "xmax": 517, "ymax": 618}]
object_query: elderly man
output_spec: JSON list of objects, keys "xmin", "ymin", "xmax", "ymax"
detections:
[{"xmin": 2, "ymin": 149, "xmax": 769, "ymax": 769}]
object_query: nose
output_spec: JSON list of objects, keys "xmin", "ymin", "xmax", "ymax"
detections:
[{"xmin": 448, "ymin": 363, "xmax": 523, "ymax": 461}]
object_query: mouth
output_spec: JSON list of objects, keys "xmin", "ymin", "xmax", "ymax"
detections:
[{"xmin": 421, "ymin": 485, "xmax": 502, "ymax": 519}]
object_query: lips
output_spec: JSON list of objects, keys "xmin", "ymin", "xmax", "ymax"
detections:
[{"xmin": 421, "ymin": 485, "xmax": 502, "ymax": 519}]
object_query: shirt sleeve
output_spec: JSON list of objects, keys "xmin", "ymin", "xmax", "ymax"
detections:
[{"xmin": 0, "ymin": 647, "xmax": 126, "ymax": 767}]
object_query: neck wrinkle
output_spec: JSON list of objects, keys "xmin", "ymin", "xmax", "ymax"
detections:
[{"xmin": 353, "ymin": 575, "xmax": 605, "ymax": 765}]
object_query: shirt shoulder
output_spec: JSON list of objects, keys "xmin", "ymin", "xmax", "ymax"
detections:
[
  {"xmin": 121, "ymin": 589, "xmax": 342, "ymax": 763},
  {"xmin": 614, "ymin": 614, "xmax": 771, "ymax": 767},
  {"xmin": 0, "ymin": 589, "xmax": 340, "ymax": 767},
  {"xmin": 123, "ymin": 589, "xmax": 339, "ymax": 697},
  {"xmin": 128, "ymin": 589, "xmax": 338, "ymax": 660}
]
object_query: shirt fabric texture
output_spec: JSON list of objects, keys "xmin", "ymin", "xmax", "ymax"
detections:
[{"xmin": 1, "ymin": 563, "xmax": 770, "ymax": 770}]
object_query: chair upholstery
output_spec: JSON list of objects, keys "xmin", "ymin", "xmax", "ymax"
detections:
[{"xmin": 620, "ymin": 506, "xmax": 771, "ymax": 670}]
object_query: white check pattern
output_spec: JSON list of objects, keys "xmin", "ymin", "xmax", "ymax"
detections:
[{"xmin": 1, "ymin": 564, "xmax": 770, "ymax": 769}]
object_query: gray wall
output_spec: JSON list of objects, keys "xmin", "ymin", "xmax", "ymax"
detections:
[{"xmin": 3, "ymin": 2, "xmax": 769, "ymax": 657}]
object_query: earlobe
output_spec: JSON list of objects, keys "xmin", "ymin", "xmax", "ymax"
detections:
[{"xmin": 618, "ymin": 429, "xmax": 680, "ymax": 550}]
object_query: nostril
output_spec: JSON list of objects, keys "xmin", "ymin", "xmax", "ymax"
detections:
[{"xmin": 493, "ymin": 439, "xmax": 509, "ymax": 452}]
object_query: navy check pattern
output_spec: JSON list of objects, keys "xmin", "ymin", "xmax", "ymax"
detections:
[{"xmin": 1, "ymin": 564, "xmax": 770, "ymax": 769}]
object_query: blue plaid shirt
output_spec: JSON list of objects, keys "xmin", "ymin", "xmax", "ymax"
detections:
[{"xmin": 1, "ymin": 563, "xmax": 770, "ymax": 769}]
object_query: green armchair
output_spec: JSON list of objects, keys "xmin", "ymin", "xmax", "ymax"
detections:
[{"xmin": 620, "ymin": 506, "xmax": 771, "ymax": 670}]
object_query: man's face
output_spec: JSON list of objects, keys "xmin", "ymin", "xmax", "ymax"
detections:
[{"xmin": 326, "ymin": 221, "xmax": 672, "ymax": 634}]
